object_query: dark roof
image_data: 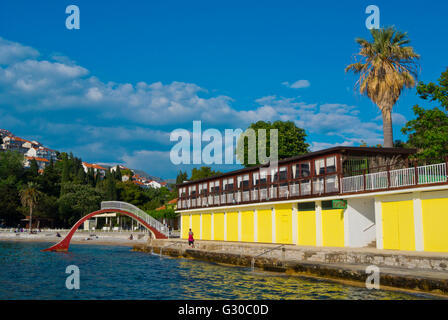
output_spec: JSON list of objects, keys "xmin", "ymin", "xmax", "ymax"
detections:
[{"xmin": 177, "ymin": 146, "xmax": 416, "ymax": 187}]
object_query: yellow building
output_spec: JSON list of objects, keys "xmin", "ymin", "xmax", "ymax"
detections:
[{"xmin": 177, "ymin": 147, "xmax": 448, "ymax": 253}]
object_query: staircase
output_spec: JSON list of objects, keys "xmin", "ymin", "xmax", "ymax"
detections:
[
  {"xmin": 101, "ymin": 201, "xmax": 169, "ymax": 237},
  {"xmin": 367, "ymin": 240, "xmax": 377, "ymax": 248}
]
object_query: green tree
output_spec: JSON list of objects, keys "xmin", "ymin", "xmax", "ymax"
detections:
[
  {"xmin": 58, "ymin": 182, "xmax": 104, "ymax": 226},
  {"xmin": 402, "ymin": 68, "xmax": 448, "ymax": 161},
  {"xmin": 190, "ymin": 167, "xmax": 222, "ymax": 181},
  {"xmin": 236, "ymin": 120, "xmax": 309, "ymax": 167},
  {"xmin": 175, "ymin": 170, "xmax": 188, "ymax": 185},
  {"xmin": 0, "ymin": 151, "xmax": 24, "ymax": 180},
  {"xmin": 104, "ymin": 170, "xmax": 117, "ymax": 200},
  {"xmin": 28, "ymin": 159, "xmax": 39, "ymax": 179},
  {"xmin": 0, "ymin": 177, "xmax": 21, "ymax": 226},
  {"xmin": 39, "ymin": 159, "xmax": 61, "ymax": 198},
  {"xmin": 20, "ymin": 182, "xmax": 42, "ymax": 233},
  {"xmin": 416, "ymin": 67, "xmax": 448, "ymax": 110},
  {"xmin": 346, "ymin": 27, "xmax": 420, "ymax": 147}
]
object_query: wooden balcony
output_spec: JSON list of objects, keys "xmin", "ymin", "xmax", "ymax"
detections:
[
  {"xmin": 178, "ymin": 160, "xmax": 448, "ymax": 211},
  {"xmin": 176, "ymin": 147, "xmax": 448, "ymax": 211}
]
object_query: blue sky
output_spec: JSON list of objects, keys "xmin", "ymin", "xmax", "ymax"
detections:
[{"xmin": 0, "ymin": 0, "xmax": 447, "ymax": 179}]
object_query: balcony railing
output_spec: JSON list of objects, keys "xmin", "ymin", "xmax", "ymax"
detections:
[
  {"xmin": 176, "ymin": 161, "xmax": 448, "ymax": 210},
  {"xmin": 342, "ymin": 162, "xmax": 447, "ymax": 194}
]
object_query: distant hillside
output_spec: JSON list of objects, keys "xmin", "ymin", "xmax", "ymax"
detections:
[
  {"xmin": 132, "ymin": 169, "xmax": 165, "ymax": 183},
  {"xmin": 1, "ymin": 128, "xmax": 168, "ymax": 184}
]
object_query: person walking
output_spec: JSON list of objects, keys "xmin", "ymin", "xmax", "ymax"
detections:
[{"xmin": 188, "ymin": 228, "xmax": 195, "ymax": 248}]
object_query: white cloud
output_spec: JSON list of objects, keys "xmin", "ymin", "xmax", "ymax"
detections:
[
  {"xmin": 0, "ymin": 37, "xmax": 390, "ymax": 177},
  {"xmin": 373, "ymin": 112, "xmax": 407, "ymax": 126},
  {"xmin": 282, "ymin": 80, "xmax": 310, "ymax": 89},
  {"xmin": 310, "ymin": 141, "xmax": 354, "ymax": 152},
  {"xmin": 0, "ymin": 37, "xmax": 39, "ymax": 64}
]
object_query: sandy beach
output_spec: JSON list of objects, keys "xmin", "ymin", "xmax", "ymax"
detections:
[{"xmin": 0, "ymin": 230, "xmax": 151, "ymax": 247}]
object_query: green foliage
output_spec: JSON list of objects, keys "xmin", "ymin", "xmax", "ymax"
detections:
[
  {"xmin": 236, "ymin": 120, "xmax": 309, "ymax": 167},
  {"xmin": 176, "ymin": 170, "xmax": 188, "ymax": 184},
  {"xmin": 0, "ymin": 148, "xmax": 177, "ymax": 228},
  {"xmin": 402, "ymin": 68, "xmax": 448, "ymax": 162},
  {"xmin": 190, "ymin": 166, "xmax": 222, "ymax": 181},
  {"xmin": 146, "ymin": 208, "xmax": 177, "ymax": 220},
  {"xmin": 0, "ymin": 177, "xmax": 21, "ymax": 225},
  {"xmin": 121, "ymin": 169, "xmax": 133, "ymax": 177},
  {"xmin": 402, "ymin": 106, "xmax": 448, "ymax": 161},
  {"xmin": 416, "ymin": 67, "xmax": 448, "ymax": 110},
  {"xmin": 0, "ymin": 151, "xmax": 24, "ymax": 180},
  {"xmin": 58, "ymin": 182, "xmax": 104, "ymax": 226}
]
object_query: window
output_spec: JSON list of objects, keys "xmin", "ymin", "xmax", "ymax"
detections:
[
  {"xmin": 315, "ymin": 159, "xmax": 325, "ymax": 175},
  {"xmin": 279, "ymin": 167, "xmax": 287, "ymax": 181},
  {"xmin": 225, "ymin": 178, "xmax": 234, "ymax": 191},
  {"xmin": 253, "ymin": 172, "xmax": 259, "ymax": 186},
  {"xmin": 295, "ymin": 162, "xmax": 310, "ymax": 178},
  {"xmin": 322, "ymin": 200, "xmax": 337, "ymax": 210},
  {"xmin": 260, "ymin": 170, "xmax": 267, "ymax": 185},
  {"xmin": 326, "ymin": 156, "xmax": 337, "ymax": 173},
  {"xmin": 210, "ymin": 181, "xmax": 220, "ymax": 193},
  {"xmin": 242, "ymin": 174, "xmax": 249, "ymax": 188},
  {"xmin": 298, "ymin": 202, "xmax": 315, "ymax": 211}
]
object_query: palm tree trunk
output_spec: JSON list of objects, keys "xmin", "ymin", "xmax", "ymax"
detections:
[
  {"xmin": 382, "ymin": 108, "xmax": 394, "ymax": 148},
  {"xmin": 29, "ymin": 205, "xmax": 33, "ymax": 233}
]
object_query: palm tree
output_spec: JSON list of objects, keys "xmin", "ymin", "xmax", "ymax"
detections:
[
  {"xmin": 20, "ymin": 182, "xmax": 41, "ymax": 233},
  {"xmin": 346, "ymin": 26, "xmax": 420, "ymax": 147}
]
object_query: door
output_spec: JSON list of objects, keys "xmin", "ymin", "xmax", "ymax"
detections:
[
  {"xmin": 422, "ymin": 198, "xmax": 448, "ymax": 252},
  {"xmin": 382, "ymin": 201, "xmax": 415, "ymax": 251}
]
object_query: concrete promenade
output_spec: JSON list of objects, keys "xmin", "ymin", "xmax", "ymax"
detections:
[
  {"xmin": 0, "ymin": 230, "xmax": 150, "ymax": 246},
  {"xmin": 135, "ymin": 239, "xmax": 448, "ymax": 297}
]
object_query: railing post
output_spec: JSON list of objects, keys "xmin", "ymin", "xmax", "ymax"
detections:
[
  {"xmin": 445, "ymin": 156, "xmax": 448, "ymax": 181},
  {"xmin": 386, "ymin": 165, "xmax": 391, "ymax": 189},
  {"xmin": 414, "ymin": 160, "xmax": 418, "ymax": 186},
  {"xmin": 363, "ymin": 169, "xmax": 366, "ymax": 191}
]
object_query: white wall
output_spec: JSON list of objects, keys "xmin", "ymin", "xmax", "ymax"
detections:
[{"xmin": 346, "ymin": 198, "xmax": 376, "ymax": 247}]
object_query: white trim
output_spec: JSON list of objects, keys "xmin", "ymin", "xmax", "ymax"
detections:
[
  {"xmin": 292, "ymin": 203, "xmax": 298, "ymax": 245},
  {"xmin": 413, "ymin": 192, "xmax": 424, "ymax": 251},
  {"xmin": 315, "ymin": 201, "xmax": 322, "ymax": 246},
  {"xmin": 344, "ymin": 206, "xmax": 350, "ymax": 247},
  {"xmin": 272, "ymin": 207, "xmax": 276, "ymax": 243},
  {"xmin": 374, "ymin": 197, "xmax": 383, "ymax": 249},
  {"xmin": 176, "ymin": 184, "xmax": 448, "ymax": 214}
]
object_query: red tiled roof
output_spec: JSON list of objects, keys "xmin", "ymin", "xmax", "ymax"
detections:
[
  {"xmin": 168, "ymin": 198, "xmax": 178, "ymax": 204},
  {"xmin": 26, "ymin": 156, "xmax": 49, "ymax": 162},
  {"xmin": 13, "ymin": 136, "xmax": 31, "ymax": 143},
  {"xmin": 83, "ymin": 162, "xmax": 106, "ymax": 170}
]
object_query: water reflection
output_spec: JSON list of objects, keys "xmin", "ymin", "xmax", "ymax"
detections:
[{"xmin": 0, "ymin": 241, "xmax": 435, "ymax": 300}]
